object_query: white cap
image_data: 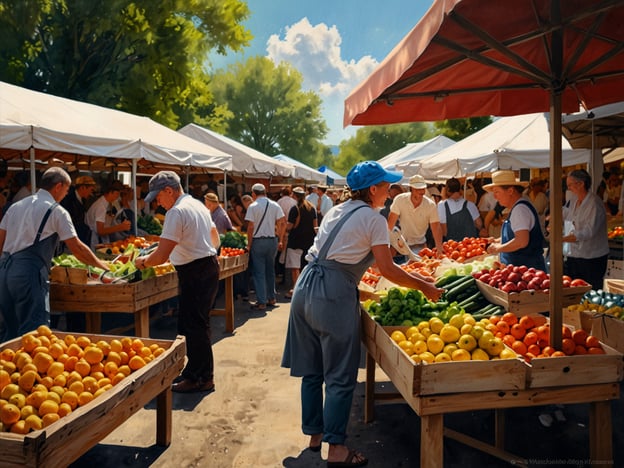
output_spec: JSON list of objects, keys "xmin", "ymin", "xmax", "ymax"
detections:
[{"xmin": 251, "ymin": 183, "xmax": 266, "ymax": 193}]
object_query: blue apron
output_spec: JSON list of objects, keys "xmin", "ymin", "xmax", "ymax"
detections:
[
  {"xmin": 500, "ymin": 199, "xmax": 546, "ymax": 271},
  {"xmin": 0, "ymin": 204, "xmax": 60, "ymax": 341}
]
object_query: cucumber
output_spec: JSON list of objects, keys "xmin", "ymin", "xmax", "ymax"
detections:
[
  {"xmin": 443, "ymin": 275, "xmax": 474, "ymax": 291},
  {"xmin": 435, "ymin": 274, "xmax": 464, "ymax": 288},
  {"xmin": 458, "ymin": 291, "xmax": 485, "ymax": 308},
  {"xmin": 446, "ymin": 277, "xmax": 477, "ymax": 302}
]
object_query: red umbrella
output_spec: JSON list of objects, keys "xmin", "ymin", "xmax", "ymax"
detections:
[{"xmin": 344, "ymin": 0, "xmax": 624, "ymax": 347}]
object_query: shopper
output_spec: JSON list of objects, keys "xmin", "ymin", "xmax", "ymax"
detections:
[
  {"xmin": 85, "ymin": 180, "xmax": 131, "ymax": 248},
  {"xmin": 134, "ymin": 171, "xmax": 220, "ymax": 394},
  {"xmin": 245, "ymin": 183, "xmax": 286, "ymax": 310},
  {"xmin": 61, "ymin": 175, "xmax": 97, "ymax": 245},
  {"xmin": 0, "ymin": 167, "xmax": 109, "ymax": 341},
  {"xmin": 437, "ymin": 177, "xmax": 482, "ymax": 241},
  {"xmin": 485, "ymin": 170, "xmax": 546, "ymax": 271},
  {"xmin": 562, "ymin": 169, "xmax": 609, "ymax": 290},
  {"xmin": 204, "ymin": 192, "xmax": 233, "ymax": 235},
  {"xmin": 282, "ymin": 161, "xmax": 442, "ymax": 467}
]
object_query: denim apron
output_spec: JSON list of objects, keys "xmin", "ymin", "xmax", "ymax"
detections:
[
  {"xmin": 0, "ymin": 204, "xmax": 59, "ymax": 341},
  {"xmin": 500, "ymin": 199, "xmax": 546, "ymax": 271},
  {"xmin": 281, "ymin": 204, "xmax": 373, "ymax": 444}
]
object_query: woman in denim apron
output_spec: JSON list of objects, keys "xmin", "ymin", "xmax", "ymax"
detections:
[{"xmin": 282, "ymin": 161, "xmax": 443, "ymax": 467}]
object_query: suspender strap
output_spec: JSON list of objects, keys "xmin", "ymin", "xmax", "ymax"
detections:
[{"xmin": 34, "ymin": 203, "xmax": 58, "ymax": 244}]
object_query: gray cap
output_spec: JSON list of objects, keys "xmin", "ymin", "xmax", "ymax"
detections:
[
  {"xmin": 145, "ymin": 171, "xmax": 181, "ymax": 203},
  {"xmin": 251, "ymin": 183, "xmax": 266, "ymax": 193}
]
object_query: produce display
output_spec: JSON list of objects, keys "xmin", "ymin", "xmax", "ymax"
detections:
[
  {"xmin": 418, "ymin": 237, "xmax": 489, "ymax": 261},
  {"xmin": 137, "ymin": 214, "xmax": 163, "ymax": 235},
  {"xmin": 488, "ymin": 313, "xmax": 606, "ymax": 361},
  {"xmin": 95, "ymin": 235, "xmax": 156, "ymax": 255},
  {"xmin": 608, "ymin": 225, "xmax": 623, "ymax": 240},
  {"xmin": 435, "ymin": 274, "xmax": 504, "ymax": 316},
  {"xmin": 388, "ymin": 312, "xmax": 519, "ymax": 363},
  {"xmin": 570, "ymin": 290, "xmax": 624, "ymax": 318},
  {"xmin": 219, "ymin": 231, "xmax": 247, "ymax": 249},
  {"xmin": 220, "ymin": 247, "xmax": 246, "ymax": 257},
  {"xmin": 472, "ymin": 264, "xmax": 590, "ymax": 293},
  {"xmin": 0, "ymin": 325, "xmax": 166, "ymax": 434}
]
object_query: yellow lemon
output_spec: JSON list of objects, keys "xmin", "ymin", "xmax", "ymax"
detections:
[{"xmin": 426, "ymin": 335, "xmax": 445, "ymax": 355}]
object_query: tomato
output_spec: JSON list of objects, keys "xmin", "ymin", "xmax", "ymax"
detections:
[{"xmin": 570, "ymin": 278, "xmax": 589, "ymax": 287}]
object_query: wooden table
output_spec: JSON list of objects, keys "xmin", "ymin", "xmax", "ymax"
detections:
[
  {"xmin": 0, "ymin": 333, "xmax": 185, "ymax": 467},
  {"xmin": 361, "ymin": 311, "xmax": 623, "ymax": 468},
  {"xmin": 50, "ymin": 254, "xmax": 249, "ymax": 337}
]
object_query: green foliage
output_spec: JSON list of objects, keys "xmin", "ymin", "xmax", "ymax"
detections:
[
  {"xmin": 334, "ymin": 123, "xmax": 430, "ymax": 173},
  {"xmin": 434, "ymin": 117, "xmax": 493, "ymax": 141},
  {"xmin": 211, "ymin": 56, "xmax": 329, "ymax": 160},
  {"xmin": 219, "ymin": 231, "xmax": 247, "ymax": 249},
  {"xmin": 0, "ymin": 0, "xmax": 252, "ymax": 129}
]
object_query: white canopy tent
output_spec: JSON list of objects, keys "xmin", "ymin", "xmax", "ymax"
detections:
[
  {"xmin": 416, "ymin": 113, "xmax": 592, "ymax": 181},
  {"xmin": 178, "ymin": 123, "xmax": 295, "ymax": 177},
  {"xmin": 0, "ymin": 81, "xmax": 232, "ymax": 175},
  {"xmin": 273, "ymin": 154, "xmax": 326, "ymax": 183},
  {"xmin": 378, "ymin": 135, "xmax": 455, "ymax": 176}
]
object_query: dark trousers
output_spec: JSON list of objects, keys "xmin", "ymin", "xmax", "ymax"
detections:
[
  {"xmin": 564, "ymin": 254, "xmax": 609, "ymax": 291},
  {"xmin": 175, "ymin": 255, "xmax": 220, "ymax": 383}
]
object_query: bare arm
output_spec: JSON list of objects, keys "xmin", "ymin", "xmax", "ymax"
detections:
[
  {"xmin": 0, "ymin": 228, "xmax": 6, "ymax": 252},
  {"xmin": 387, "ymin": 212, "xmax": 399, "ymax": 231},
  {"xmin": 64, "ymin": 237, "xmax": 110, "ymax": 270},
  {"xmin": 210, "ymin": 226, "xmax": 220, "ymax": 250},
  {"xmin": 372, "ymin": 244, "xmax": 443, "ymax": 302},
  {"xmin": 429, "ymin": 221, "xmax": 444, "ymax": 254},
  {"xmin": 135, "ymin": 237, "xmax": 177, "ymax": 268},
  {"xmin": 487, "ymin": 229, "xmax": 529, "ymax": 254}
]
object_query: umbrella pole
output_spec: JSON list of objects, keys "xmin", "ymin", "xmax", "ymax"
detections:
[{"xmin": 131, "ymin": 159, "xmax": 137, "ymax": 236}]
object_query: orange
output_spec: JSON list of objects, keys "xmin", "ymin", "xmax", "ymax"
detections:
[
  {"xmin": 488, "ymin": 316, "xmax": 500, "ymax": 325},
  {"xmin": 48, "ymin": 343, "xmax": 65, "ymax": 360},
  {"xmin": 572, "ymin": 329, "xmax": 588, "ymax": 346},
  {"xmin": 78, "ymin": 391, "xmax": 94, "ymax": 407},
  {"xmin": 90, "ymin": 361, "xmax": 105, "ymax": 375},
  {"xmin": 24, "ymin": 414, "xmax": 43, "ymax": 431},
  {"xmin": 536, "ymin": 325, "xmax": 550, "ymax": 342},
  {"xmin": 523, "ymin": 331, "xmax": 538, "ymax": 346},
  {"xmin": 0, "ymin": 369, "xmax": 11, "ymax": 390},
  {"xmin": 82, "ymin": 377, "xmax": 99, "ymax": 394},
  {"xmin": 90, "ymin": 371, "xmax": 105, "ymax": 381},
  {"xmin": 518, "ymin": 315, "xmax": 535, "ymax": 330},
  {"xmin": 588, "ymin": 346, "xmax": 605, "ymax": 354},
  {"xmin": 10, "ymin": 419, "xmax": 29, "ymax": 434},
  {"xmin": 38, "ymin": 335, "xmax": 51, "ymax": 348},
  {"xmin": 111, "ymin": 373, "xmax": 126, "ymax": 385},
  {"xmin": 84, "ymin": 347, "xmax": 104, "ymax": 365},
  {"xmin": 46, "ymin": 361, "xmax": 65, "ymax": 379},
  {"xmin": 64, "ymin": 334, "xmax": 76, "ymax": 346},
  {"xmin": 104, "ymin": 361, "xmax": 119, "ymax": 378},
  {"xmin": 585, "ymin": 335, "xmax": 600, "ymax": 348},
  {"xmin": 75, "ymin": 336, "xmax": 91, "ymax": 349},
  {"xmin": 68, "ymin": 380, "xmax": 85, "ymax": 395},
  {"xmin": 74, "ymin": 359, "xmax": 91, "ymax": 378},
  {"xmin": 39, "ymin": 376, "xmax": 54, "ymax": 389},
  {"xmin": 561, "ymin": 338, "xmax": 576, "ymax": 355},
  {"xmin": 42, "ymin": 413, "xmax": 60, "ymax": 427},
  {"xmin": 0, "ymin": 402, "xmax": 21, "ymax": 425},
  {"xmin": 128, "ymin": 355, "xmax": 146, "ymax": 371},
  {"xmin": 109, "ymin": 339, "xmax": 123, "ymax": 354},
  {"xmin": 119, "ymin": 351, "xmax": 130, "ymax": 365},
  {"xmin": 496, "ymin": 321, "xmax": 510, "ymax": 335},
  {"xmin": 511, "ymin": 340, "xmax": 527, "ymax": 356},
  {"xmin": 21, "ymin": 333, "xmax": 41, "ymax": 353},
  {"xmin": 61, "ymin": 391, "xmax": 79, "ymax": 410},
  {"xmin": 1, "ymin": 348, "xmax": 16, "ymax": 362},
  {"xmin": 501, "ymin": 312, "xmax": 518, "ymax": 326},
  {"xmin": 562, "ymin": 326, "xmax": 572, "ymax": 340},
  {"xmin": 38, "ymin": 399, "xmax": 59, "ymax": 417},
  {"xmin": 97, "ymin": 377, "xmax": 112, "ymax": 388},
  {"xmin": 106, "ymin": 351, "xmax": 122, "ymax": 366},
  {"xmin": 120, "ymin": 337, "xmax": 133, "ymax": 352},
  {"xmin": 541, "ymin": 346, "xmax": 555, "ymax": 356},
  {"xmin": 18, "ymin": 370, "xmax": 38, "ymax": 393},
  {"xmin": 66, "ymin": 370, "xmax": 82, "ymax": 386},
  {"xmin": 36, "ymin": 324, "xmax": 53, "ymax": 337},
  {"xmin": 531, "ymin": 315, "xmax": 548, "ymax": 327},
  {"xmin": 527, "ymin": 344, "xmax": 541, "ymax": 356},
  {"xmin": 67, "ymin": 343, "xmax": 83, "ymax": 358},
  {"xmin": 502, "ymin": 335, "xmax": 516, "ymax": 347},
  {"xmin": 139, "ymin": 346, "xmax": 152, "ymax": 358},
  {"xmin": 26, "ymin": 390, "xmax": 48, "ymax": 409},
  {"xmin": 95, "ymin": 340, "xmax": 111, "ymax": 355},
  {"xmin": 118, "ymin": 365, "xmax": 131, "ymax": 377},
  {"xmin": 551, "ymin": 351, "xmax": 566, "ymax": 357},
  {"xmin": 152, "ymin": 347, "xmax": 165, "ymax": 358},
  {"xmin": 131, "ymin": 339, "xmax": 145, "ymax": 352},
  {"xmin": 58, "ymin": 402, "xmax": 73, "ymax": 417}
]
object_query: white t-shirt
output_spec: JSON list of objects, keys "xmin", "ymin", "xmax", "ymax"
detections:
[
  {"xmin": 306, "ymin": 200, "xmax": 388, "ymax": 264},
  {"xmin": 245, "ymin": 196, "xmax": 285, "ymax": 238},
  {"xmin": 389, "ymin": 193, "xmax": 439, "ymax": 245},
  {"xmin": 508, "ymin": 201, "xmax": 536, "ymax": 232},
  {"xmin": 478, "ymin": 191, "xmax": 497, "ymax": 212},
  {"xmin": 161, "ymin": 194, "xmax": 218, "ymax": 266},
  {"xmin": 0, "ymin": 190, "xmax": 76, "ymax": 253},
  {"xmin": 437, "ymin": 197, "xmax": 481, "ymax": 223}
]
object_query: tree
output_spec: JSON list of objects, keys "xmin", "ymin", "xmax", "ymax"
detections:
[
  {"xmin": 434, "ymin": 117, "xmax": 493, "ymax": 141},
  {"xmin": 0, "ymin": 0, "xmax": 252, "ymax": 129},
  {"xmin": 210, "ymin": 56, "xmax": 328, "ymax": 164},
  {"xmin": 334, "ymin": 123, "xmax": 430, "ymax": 174}
]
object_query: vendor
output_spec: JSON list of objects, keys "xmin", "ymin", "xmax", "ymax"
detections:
[
  {"xmin": 562, "ymin": 169, "xmax": 609, "ymax": 290},
  {"xmin": 485, "ymin": 170, "xmax": 546, "ymax": 271},
  {"xmin": 85, "ymin": 180, "xmax": 131, "ymax": 249}
]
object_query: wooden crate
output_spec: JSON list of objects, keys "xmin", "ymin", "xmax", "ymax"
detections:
[
  {"xmin": 361, "ymin": 312, "xmax": 527, "ymax": 396},
  {"xmin": 590, "ymin": 313, "xmax": 624, "ymax": 354},
  {"xmin": 476, "ymin": 279, "xmax": 591, "ymax": 315},
  {"xmin": 0, "ymin": 332, "xmax": 185, "ymax": 467},
  {"xmin": 525, "ymin": 341, "xmax": 623, "ymax": 388},
  {"xmin": 50, "ymin": 272, "xmax": 178, "ymax": 313}
]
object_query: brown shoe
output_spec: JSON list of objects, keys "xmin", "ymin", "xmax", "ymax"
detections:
[{"xmin": 172, "ymin": 378, "xmax": 215, "ymax": 393}]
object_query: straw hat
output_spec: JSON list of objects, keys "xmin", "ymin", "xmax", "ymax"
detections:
[{"xmin": 483, "ymin": 170, "xmax": 528, "ymax": 192}]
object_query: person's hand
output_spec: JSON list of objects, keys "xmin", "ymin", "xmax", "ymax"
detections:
[
  {"xmin": 487, "ymin": 243, "xmax": 499, "ymax": 255},
  {"xmin": 119, "ymin": 220, "xmax": 131, "ymax": 231},
  {"xmin": 135, "ymin": 256, "xmax": 147, "ymax": 269},
  {"xmin": 422, "ymin": 282, "xmax": 444, "ymax": 302}
]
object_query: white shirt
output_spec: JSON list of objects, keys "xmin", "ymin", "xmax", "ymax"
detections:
[
  {"xmin": 437, "ymin": 197, "xmax": 481, "ymax": 223},
  {"xmin": 319, "ymin": 194, "xmax": 334, "ymax": 216},
  {"xmin": 161, "ymin": 194, "xmax": 218, "ymax": 266},
  {"xmin": 277, "ymin": 195, "xmax": 297, "ymax": 221},
  {"xmin": 478, "ymin": 191, "xmax": 497, "ymax": 213},
  {"xmin": 0, "ymin": 190, "xmax": 76, "ymax": 253},
  {"xmin": 563, "ymin": 192, "xmax": 609, "ymax": 259},
  {"xmin": 389, "ymin": 193, "xmax": 439, "ymax": 245},
  {"xmin": 307, "ymin": 200, "xmax": 388, "ymax": 264},
  {"xmin": 85, "ymin": 195, "xmax": 112, "ymax": 248},
  {"xmin": 245, "ymin": 196, "xmax": 285, "ymax": 238}
]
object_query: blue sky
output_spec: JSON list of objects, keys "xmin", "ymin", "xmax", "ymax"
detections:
[{"xmin": 209, "ymin": 0, "xmax": 432, "ymax": 146}]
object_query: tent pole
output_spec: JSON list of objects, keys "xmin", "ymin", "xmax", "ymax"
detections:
[
  {"xmin": 29, "ymin": 147, "xmax": 36, "ymax": 195},
  {"xmin": 132, "ymin": 159, "xmax": 138, "ymax": 236}
]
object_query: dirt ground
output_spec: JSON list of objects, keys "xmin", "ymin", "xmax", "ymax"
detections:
[{"xmin": 67, "ymin": 282, "xmax": 624, "ymax": 468}]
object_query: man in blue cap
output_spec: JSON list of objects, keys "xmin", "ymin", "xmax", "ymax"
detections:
[{"xmin": 134, "ymin": 170, "xmax": 220, "ymax": 394}]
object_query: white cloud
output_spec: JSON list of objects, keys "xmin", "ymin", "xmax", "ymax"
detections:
[{"xmin": 265, "ymin": 18, "xmax": 378, "ymax": 145}]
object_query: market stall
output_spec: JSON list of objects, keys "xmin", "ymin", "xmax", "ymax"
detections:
[{"xmin": 50, "ymin": 253, "xmax": 249, "ymax": 337}]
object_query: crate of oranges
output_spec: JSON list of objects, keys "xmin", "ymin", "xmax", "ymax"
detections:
[{"xmin": 0, "ymin": 326, "xmax": 185, "ymax": 467}]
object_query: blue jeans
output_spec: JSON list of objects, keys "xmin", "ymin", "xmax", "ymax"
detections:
[{"xmin": 250, "ymin": 237, "xmax": 278, "ymax": 304}]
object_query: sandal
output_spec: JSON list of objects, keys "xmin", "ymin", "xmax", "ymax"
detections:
[
  {"xmin": 250, "ymin": 302, "xmax": 266, "ymax": 310},
  {"xmin": 327, "ymin": 449, "xmax": 368, "ymax": 467}
]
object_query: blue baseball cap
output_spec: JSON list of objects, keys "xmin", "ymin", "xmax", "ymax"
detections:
[{"xmin": 346, "ymin": 161, "xmax": 403, "ymax": 191}]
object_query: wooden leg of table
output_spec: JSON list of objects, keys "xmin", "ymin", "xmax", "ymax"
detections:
[
  {"xmin": 156, "ymin": 387, "xmax": 173, "ymax": 446},
  {"xmin": 365, "ymin": 352, "xmax": 375, "ymax": 423},
  {"xmin": 135, "ymin": 306, "xmax": 150, "ymax": 337},
  {"xmin": 494, "ymin": 409, "xmax": 505, "ymax": 450},
  {"xmin": 420, "ymin": 413, "xmax": 443, "ymax": 468},
  {"xmin": 224, "ymin": 276, "xmax": 234, "ymax": 333},
  {"xmin": 85, "ymin": 312, "xmax": 101, "ymax": 334},
  {"xmin": 589, "ymin": 400, "xmax": 613, "ymax": 468}
]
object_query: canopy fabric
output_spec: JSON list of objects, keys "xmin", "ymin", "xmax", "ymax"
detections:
[
  {"xmin": 317, "ymin": 165, "xmax": 347, "ymax": 186},
  {"xmin": 0, "ymin": 81, "xmax": 232, "ymax": 171},
  {"xmin": 416, "ymin": 113, "xmax": 591, "ymax": 181},
  {"xmin": 273, "ymin": 154, "xmax": 326, "ymax": 183},
  {"xmin": 562, "ymin": 101, "xmax": 624, "ymax": 150},
  {"xmin": 178, "ymin": 124, "xmax": 295, "ymax": 177},
  {"xmin": 344, "ymin": 0, "xmax": 624, "ymax": 127},
  {"xmin": 378, "ymin": 135, "xmax": 455, "ymax": 176}
]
